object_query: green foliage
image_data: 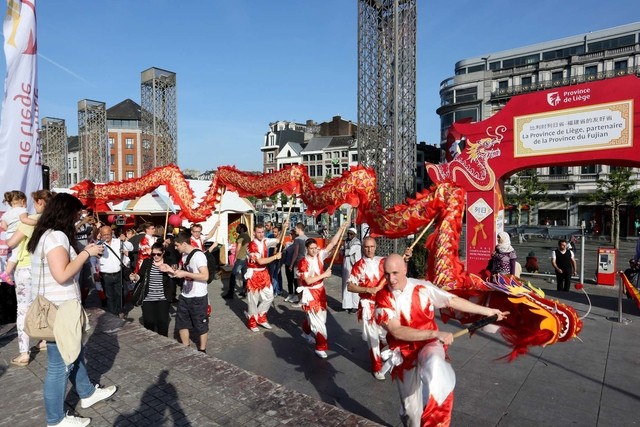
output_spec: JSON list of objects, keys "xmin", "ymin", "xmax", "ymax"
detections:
[
  {"xmin": 408, "ymin": 241, "xmax": 428, "ymax": 279},
  {"xmin": 593, "ymin": 167, "xmax": 640, "ymax": 248},
  {"xmin": 505, "ymin": 169, "xmax": 547, "ymax": 226}
]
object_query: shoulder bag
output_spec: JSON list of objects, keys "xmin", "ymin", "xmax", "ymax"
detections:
[{"xmin": 24, "ymin": 233, "xmax": 58, "ymax": 342}]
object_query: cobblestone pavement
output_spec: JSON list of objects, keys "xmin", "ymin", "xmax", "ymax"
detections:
[{"xmin": 1, "ymin": 239, "xmax": 639, "ymax": 426}]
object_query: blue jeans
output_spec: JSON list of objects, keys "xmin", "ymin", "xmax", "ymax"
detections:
[
  {"xmin": 44, "ymin": 343, "xmax": 95, "ymax": 425},
  {"xmin": 269, "ymin": 262, "xmax": 282, "ymax": 295},
  {"xmin": 226, "ymin": 259, "xmax": 247, "ymax": 295}
]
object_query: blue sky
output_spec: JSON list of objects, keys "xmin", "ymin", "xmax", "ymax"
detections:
[{"xmin": 1, "ymin": 0, "xmax": 639, "ymax": 173}]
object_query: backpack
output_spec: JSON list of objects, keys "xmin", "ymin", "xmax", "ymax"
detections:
[{"xmin": 184, "ymin": 249, "xmax": 216, "ymax": 284}]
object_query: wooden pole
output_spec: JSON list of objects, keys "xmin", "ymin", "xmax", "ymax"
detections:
[
  {"xmin": 278, "ymin": 198, "xmax": 294, "ymax": 252},
  {"xmin": 213, "ymin": 186, "xmax": 226, "ymax": 243},
  {"xmin": 327, "ymin": 208, "xmax": 353, "ymax": 270},
  {"xmin": 163, "ymin": 205, "xmax": 170, "ymax": 240},
  {"xmin": 407, "ymin": 218, "xmax": 436, "ymax": 252}
]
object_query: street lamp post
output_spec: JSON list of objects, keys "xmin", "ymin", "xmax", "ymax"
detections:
[{"xmin": 564, "ymin": 193, "xmax": 571, "ymax": 226}]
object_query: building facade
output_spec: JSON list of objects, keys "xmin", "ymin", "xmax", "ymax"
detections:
[
  {"xmin": 107, "ymin": 99, "xmax": 143, "ymax": 181},
  {"xmin": 437, "ymin": 22, "xmax": 640, "ymax": 236}
]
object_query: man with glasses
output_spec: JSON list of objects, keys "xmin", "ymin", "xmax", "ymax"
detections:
[
  {"xmin": 97, "ymin": 225, "xmax": 133, "ymax": 317},
  {"xmin": 190, "ymin": 221, "xmax": 221, "ymax": 250},
  {"xmin": 296, "ymin": 224, "xmax": 346, "ymax": 358}
]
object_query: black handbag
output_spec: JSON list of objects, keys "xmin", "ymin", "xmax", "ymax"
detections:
[{"xmin": 130, "ymin": 278, "xmax": 146, "ymax": 306}]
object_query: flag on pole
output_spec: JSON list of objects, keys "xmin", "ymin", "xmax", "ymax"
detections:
[{"xmin": 0, "ymin": 0, "xmax": 41, "ymax": 212}]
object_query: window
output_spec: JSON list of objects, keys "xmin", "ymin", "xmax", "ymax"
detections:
[
  {"xmin": 125, "ymin": 154, "xmax": 134, "ymax": 165},
  {"xmin": 454, "ymin": 108, "xmax": 478, "ymax": 122},
  {"xmin": 109, "ymin": 171, "xmax": 115, "ymax": 181},
  {"xmin": 351, "ymin": 153, "xmax": 358, "ymax": 162},
  {"xmin": 341, "ymin": 151, "xmax": 348, "ymax": 158},
  {"xmin": 549, "ymin": 166, "xmax": 568, "ymax": 175},
  {"xmin": 551, "ymin": 71, "xmax": 563, "ymax": 82},
  {"xmin": 588, "ymin": 35, "xmax": 635, "ymax": 52},
  {"xmin": 307, "ymin": 166, "xmax": 313, "ymax": 176},
  {"xmin": 73, "ymin": 158, "xmax": 77, "ymax": 168},
  {"xmin": 581, "ymin": 165, "xmax": 597, "ymax": 174},
  {"xmin": 303, "ymin": 155, "xmax": 308, "ymax": 161},
  {"xmin": 521, "ymin": 76, "xmax": 532, "ymax": 86},
  {"xmin": 456, "ymin": 87, "xmax": 477, "ymax": 103},
  {"xmin": 126, "ymin": 171, "xmax": 134, "ymax": 179},
  {"xmin": 498, "ymin": 80, "xmax": 508, "ymax": 90},
  {"xmin": 269, "ymin": 134, "xmax": 275, "ymax": 146},
  {"xmin": 333, "ymin": 167, "xmax": 340, "ymax": 176},
  {"xmin": 467, "ymin": 64, "xmax": 485, "ymax": 73},
  {"xmin": 108, "ymin": 138, "xmax": 114, "ymax": 148},
  {"xmin": 614, "ymin": 60, "xmax": 627, "ymax": 74},
  {"xmin": 73, "ymin": 173, "xmax": 77, "ymax": 183},
  {"xmin": 502, "ymin": 53, "xmax": 539, "ymax": 68},
  {"xmin": 110, "ymin": 155, "xmax": 115, "ymax": 165},
  {"xmin": 125, "ymin": 138, "xmax": 134, "ymax": 149},
  {"xmin": 333, "ymin": 152, "xmax": 339, "ymax": 159},
  {"xmin": 316, "ymin": 165, "xmax": 323, "ymax": 176},
  {"xmin": 542, "ymin": 45, "xmax": 585, "ymax": 61},
  {"xmin": 585, "ymin": 65, "xmax": 597, "ymax": 78},
  {"xmin": 267, "ymin": 153, "xmax": 274, "ymax": 162}
]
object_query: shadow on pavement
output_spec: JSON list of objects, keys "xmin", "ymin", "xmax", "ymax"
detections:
[
  {"xmin": 85, "ymin": 311, "xmax": 122, "ymax": 384},
  {"xmin": 114, "ymin": 369, "xmax": 191, "ymax": 427},
  {"xmin": 262, "ymin": 331, "xmax": 388, "ymax": 426}
]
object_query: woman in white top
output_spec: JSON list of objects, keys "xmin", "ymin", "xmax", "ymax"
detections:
[{"xmin": 28, "ymin": 193, "xmax": 117, "ymax": 427}]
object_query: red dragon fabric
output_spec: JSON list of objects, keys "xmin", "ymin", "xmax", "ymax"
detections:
[{"xmin": 71, "ymin": 164, "xmax": 583, "ymax": 359}]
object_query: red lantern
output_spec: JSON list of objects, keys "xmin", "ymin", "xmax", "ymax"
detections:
[
  {"xmin": 107, "ymin": 214, "xmax": 116, "ymax": 224},
  {"xmin": 168, "ymin": 213, "xmax": 183, "ymax": 227}
]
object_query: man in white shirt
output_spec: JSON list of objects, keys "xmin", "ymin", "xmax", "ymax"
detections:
[
  {"xmin": 98, "ymin": 225, "xmax": 133, "ymax": 317},
  {"xmin": 162, "ymin": 230, "xmax": 210, "ymax": 353}
]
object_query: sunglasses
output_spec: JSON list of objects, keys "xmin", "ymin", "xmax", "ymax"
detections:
[{"xmin": 151, "ymin": 252, "xmax": 163, "ymax": 257}]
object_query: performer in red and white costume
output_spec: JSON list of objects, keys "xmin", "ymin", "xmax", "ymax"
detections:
[
  {"xmin": 376, "ymin": 254, "xmax": 508, "ymax": 427},
  {"xmin": 346, "ymin": 236, "xmax": 387, "ymax": 379},
  {"xmin": 136, "ymin": 223, "xmax": 157, "ymax": 272},
  {"xmin": 296, "ymin": 225, "xmax": 346, "ymax": 358},
  {"xmin": 244, "ymin": 224, "xmax": 283, "ymax": 332},
  {"xmin": 190, "ymin": 220, "xmax": 221, "ymax": 250}
]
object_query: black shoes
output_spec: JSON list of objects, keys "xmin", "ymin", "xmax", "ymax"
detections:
[{"xmin": 221, "ymin": 294, "xmax": 233, "ymax": 299}]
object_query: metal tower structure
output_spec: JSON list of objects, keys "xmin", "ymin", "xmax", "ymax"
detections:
[
  {"xmin": 77, "ymin": 99, "xmax": 109, "ymax": 183},
  {"xmin": 357, "ymin": 0, "xmax": 417, "ymax": 254},
  {"xmin": 40, "ymin": 117, "xmax": 68, "ymax": 188},
  {"xmin": 140, "ymin": 67, "xmax": 177, "ymax": 174}
]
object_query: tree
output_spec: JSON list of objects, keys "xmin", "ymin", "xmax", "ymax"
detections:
[
  {"xmin": 504, "ymin": 169, "xmax": 547, "ymax": 242},
  {"xmin": 592, "ymin": 167, "xmax": 640, "ymax": 248}
]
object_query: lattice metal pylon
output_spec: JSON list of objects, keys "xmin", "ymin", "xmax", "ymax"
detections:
[
  {"xmin": 140, "ymin": 67, "xmax": 177, "ymax": 174},
  {"xmin": 357, "ymin": 0, "xmax": 417, "ymax": 255},
  {"xmin": 77, "ymin": 100, "xmax": 109, "ymax": 183},
  {"xmin": 40, "ymin": 117, "xmax": 68, "ymax": 188}
]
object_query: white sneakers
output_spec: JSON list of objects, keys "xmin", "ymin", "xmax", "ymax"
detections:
[
  {"xmin": 47, "ymin": 413, "xmax": 90, "ymax": 427},
  {"xmin": 250, "ymin": 326, "xmax": 260, "ymax": 332},
  {"xmin": 80, "ymin": 384, "xmax": 117, "ymax": 409},
  {"xmin": 314, "ymin": 350, "xmax": 328, "ymax": 359},
  {"xmin": 373, "ymin": 371, "xmax": 386, "ymax": 381},
  {"xmin": 258, "ymin": 322, "xmax": 273, "ymax": 330}
]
